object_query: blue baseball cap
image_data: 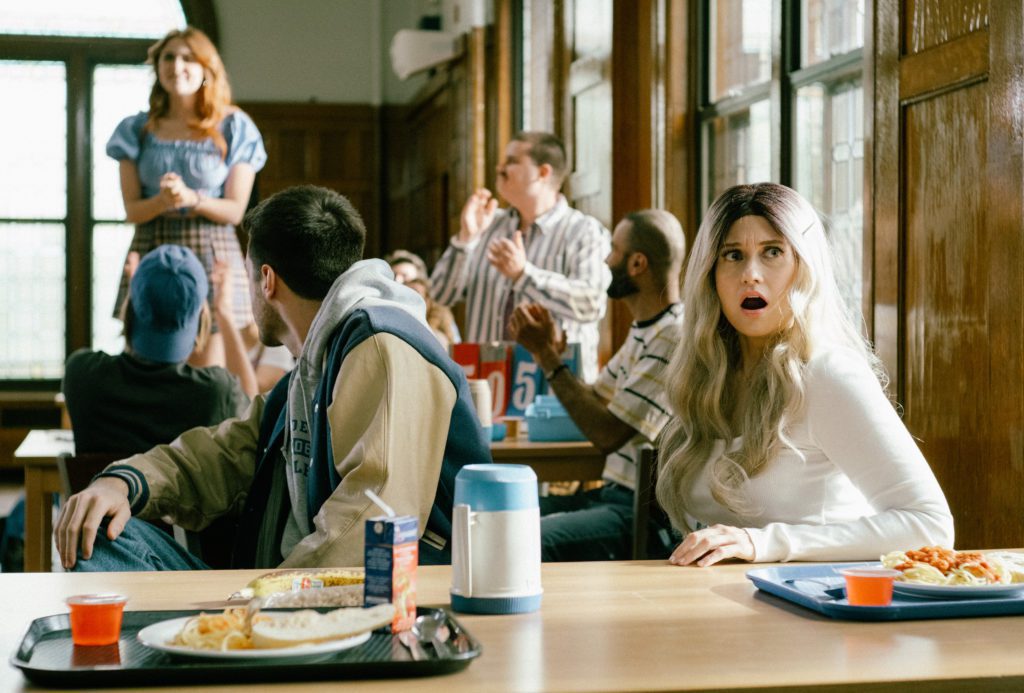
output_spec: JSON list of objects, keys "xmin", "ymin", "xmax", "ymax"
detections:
[{"xmin": 129, "ymin": 245, "xmax": 208, "ymax": 363}]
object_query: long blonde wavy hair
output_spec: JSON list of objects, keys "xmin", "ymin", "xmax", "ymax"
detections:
[
  {"xmin": 145, "ymin": 27, "xmax": 233, "ymax": 159},
  {"xmin": 655, "ymin": 183, "xmax": 883, "ymax": 526}
]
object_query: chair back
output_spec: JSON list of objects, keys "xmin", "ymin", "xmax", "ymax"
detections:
[
  {"xmin": 632, "ymin": 447, "xmax": 664, "ymax": 559},
  {"xmin": 57, "ymin": 452, "xmax": 121, "ymax": 498}
]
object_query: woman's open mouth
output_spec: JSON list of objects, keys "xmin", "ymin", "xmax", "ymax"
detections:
[{"xmin": 741, "ymin": 296, "xmax": 768, "ymax": 310}]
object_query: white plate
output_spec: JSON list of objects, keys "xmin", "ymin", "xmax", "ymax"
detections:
[
  {"xmin": 892, "ymin": 581, "xmax": 1024, "ymax": 600},
  {"xmin": 137, "ymin": 616, "xmax": 372, "ymax": 661}
]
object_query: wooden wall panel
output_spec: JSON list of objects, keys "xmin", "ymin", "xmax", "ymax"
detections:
[
  {"xmin": 903, "ymin": 85, "xmax": 993, "ymax": 542},
  {"xmin": 875, "ymin": 0, "xmax": 1024, "ymax": 548},
  {"xmin": 381, "ymin": 58, "xmax": 473, "ymax": 269},
  {"xmin": 241, "ymin": 103, "xmax": 381, "ymax": 257},
  {"xmin": 904, "ymin": 0, "xmax": 988, "ymax": 54}
]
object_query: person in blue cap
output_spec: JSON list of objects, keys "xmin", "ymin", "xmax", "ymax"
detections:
[{"xmin": 62, "ymin": 244, "xmax": 249, "ymax": 455}]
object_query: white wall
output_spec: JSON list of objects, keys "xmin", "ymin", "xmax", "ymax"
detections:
[{"xmin": 216, "ymin": 0, "xmax": 432, "ymax": 105}]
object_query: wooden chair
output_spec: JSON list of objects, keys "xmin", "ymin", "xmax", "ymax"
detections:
[
  {"xmin": 631, "ymin": 447, "xmax": 665, "ymax": 560},
  {"xmin": 56, "ymin": 453, "xmax": 236, "ymax": 568}
]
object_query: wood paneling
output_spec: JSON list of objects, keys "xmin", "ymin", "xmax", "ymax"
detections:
[
  {"xmin": 874, "ymin": 0, "xmax": 1024, "ymax": 548},
  {"xmin": 381, "ymin": 60, "xmax": 474, "ymax": 267},
  {"xmin": 904, "ymin": 0, "xmax": 988, "ymax": 54},
  {"xmin": 899, "ymin": 29, "xmax": 988, "ymax": 101},
  {"xmin": 240, "ymin": 102, "xmax": 381, "ymax": 257},
  {"xmin": 903, "ymin": 84, "xmax": 992, "ymax": 542}
]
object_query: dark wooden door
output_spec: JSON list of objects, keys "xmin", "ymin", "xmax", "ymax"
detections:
[{"xmin": 872, "ymin": 0, "xmax": 1024, "ymax": 548}]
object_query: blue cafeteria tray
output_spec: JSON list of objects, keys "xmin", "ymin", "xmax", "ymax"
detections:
[{"xmin": 746, "ymin": 562, "xmax": 1024, "ymax": 621}]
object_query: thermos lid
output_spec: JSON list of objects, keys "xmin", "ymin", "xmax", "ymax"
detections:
[{"xmin": 454, "ymin": 463, "xmax": 538, "ymax": 512}]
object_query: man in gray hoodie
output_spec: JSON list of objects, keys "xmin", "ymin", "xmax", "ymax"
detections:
[{"xmin": 56, "ymin": 185, "xmax": 489, "ymax": 571}]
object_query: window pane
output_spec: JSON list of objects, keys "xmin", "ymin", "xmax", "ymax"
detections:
[
  {"xmin": 574, "ymin": 0, "xmax": 612, "ymax": 56},
  {"xmin": 795, "ymin": 79, "xmax": 864, "ymax": 317},
  {"xmin": 0, "ymin": 61, "xmax": 66, "ymax": 219},
  {"xmin": 801, "ymin": 0, "xmax": 865, "ymax": 67},
  {"xmin": 92, "ymin": 224, "xmax": 135, "ymax": 355},
  {"xmin": 709, "ymin": 0, "xmax": 772, "ymax": 100},
  {"xmin": 0, "ymin": 0, "xmax": 185, "ymax": 38},
  {"xmin": 703, "ymin": 99, "xmax": 771, "ymax": 207},
  {"xmin": 93, "ymin": 65, "xmax": 154, "ymax": 221},
  {"xmin": 0, "ymin": 223, "xmax": 65, "ymax": 378}
]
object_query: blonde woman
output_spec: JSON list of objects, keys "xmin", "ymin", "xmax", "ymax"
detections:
[
  {"xmin": 657, "ymin": 183, "xmax": 953, "ymax": 566},
  {"xmin": 107, "ymin": 27, "xmax": 266, "ymax": 366}
]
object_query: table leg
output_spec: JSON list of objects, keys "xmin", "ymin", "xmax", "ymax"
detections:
[{"xmin": 23, "ymin": 466, "xmax": 56, "ymax": 572}]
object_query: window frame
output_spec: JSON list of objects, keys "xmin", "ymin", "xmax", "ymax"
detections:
[
  {"xmin": 694, "ymin": 0, "xmax": 869, "ymax": 326},
  {"xmin": 0, "ymin": 35, "xmax": 152, "ymax": 389},
  {"xmin": 0, "ymin": 1, "xmax": 213, "ymax": 389}
]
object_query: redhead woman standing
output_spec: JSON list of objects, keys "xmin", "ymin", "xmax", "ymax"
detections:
[
  {"xmin": 106, "ymin": 27, "xmax": 266, "ymax": 365},
  {"xmin": 657, "ymin": 183, "xmax": 953, "ymax": 566}
]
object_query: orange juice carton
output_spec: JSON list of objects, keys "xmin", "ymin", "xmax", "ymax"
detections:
[{"xmin": 364, "ymin": 515, "xmax": 418, "ymax": 632}]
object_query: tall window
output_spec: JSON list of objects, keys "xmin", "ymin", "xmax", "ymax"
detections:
[
  {"xmin": 700, "ymin": 0, "xmax": 865, "ymax": 316},
  {"xmin": 0, "ymin": 1, "xmax": 186, "ymax": 384}
]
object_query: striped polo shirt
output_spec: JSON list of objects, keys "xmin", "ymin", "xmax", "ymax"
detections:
[
  {"xmin": 430, "ymin": 195, "xmax": 611, "ymax": 383},
  {"xmin": 594, "ymin": 303, "xmax": 684, "ymax": 490}
]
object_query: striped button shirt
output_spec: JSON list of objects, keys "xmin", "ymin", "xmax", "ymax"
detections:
[
  {"xmin": 430, "ymin": 195, "xmax": 611, "ymax": 382},
  {"xmin": 594, "ymin": 303, "xmax": 684, "ymax": 490}
]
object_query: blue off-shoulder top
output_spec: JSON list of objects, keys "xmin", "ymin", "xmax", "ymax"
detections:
[{"xmin": 106, "ymin": 110, "xmax": 267, "ymax": 200}]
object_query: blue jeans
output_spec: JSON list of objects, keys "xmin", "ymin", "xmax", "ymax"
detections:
[
  {"xmin": 72, "ymin": 517, "xmax": 210, "ymax": 572},
  {"xmin": 539, "ymin": 483, "xmax": 672, "ymax": 562}
]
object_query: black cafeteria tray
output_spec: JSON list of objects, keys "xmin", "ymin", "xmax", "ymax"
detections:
[{"xmin": 11, "ymin": 606, "xmax": 481, "ymax": 688}]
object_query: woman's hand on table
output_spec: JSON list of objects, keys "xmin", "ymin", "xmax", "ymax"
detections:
[
  {"xmin": 669, "ymin": 524, "xmax": 755, "ymax": 567},
  {"xmin": 55, "ymin": 477, "xmax": 132, "ymax": 570}
]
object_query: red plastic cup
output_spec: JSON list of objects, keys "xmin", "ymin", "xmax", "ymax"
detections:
[
  {"xmin": 839, "ymin": 568, "xmax": 900, "ymax": 606},
  {"xmin": 66, "ymin": 594, "xmax": 128, "ymax": 646}
]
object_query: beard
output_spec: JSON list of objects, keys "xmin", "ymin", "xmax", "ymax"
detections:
[
  {"xmin": 606, "ymin": 262, "xmax": 639, "ymax": 299},
  {"xmin": 251, "ymin": 295, "xmax": 287, "ymax": 348}
]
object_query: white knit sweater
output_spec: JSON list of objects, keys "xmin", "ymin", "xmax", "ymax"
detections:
[{"xmin": 682, "ymin": 348, "xmax": 955, "ymax": 563}]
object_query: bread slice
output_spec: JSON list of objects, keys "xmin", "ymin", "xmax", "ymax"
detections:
[
  {"xmin": 250, "ymin": 603, "xmax": 396, "ymax": 649},
  {"xmin": 241, "ymin": 568, "xmax": 365, "ymax": 598}
]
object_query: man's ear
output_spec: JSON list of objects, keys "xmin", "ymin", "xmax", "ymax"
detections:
[
  {"xmin": 629, "ymin": 252, "xmax": 649, "ymax": 276},
  {"xmin": 261, "ymin": 264, "xmax": 277, "ymax": 299},
  {"xmin": 537, "ymin": 162, "xmax": 554, "ymax": 184}
]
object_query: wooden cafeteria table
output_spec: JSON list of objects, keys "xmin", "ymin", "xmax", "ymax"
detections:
[
  {"xmin": 490, "ymin": 437, "xmax": 604, "ymax": 482},
  {"xmin": 3, "ymin": 559, "xmax": 1024, "ymax": 692},
  {"xmin": 14, "ymin": 429, "xmax": 73, "ymax": 573}
]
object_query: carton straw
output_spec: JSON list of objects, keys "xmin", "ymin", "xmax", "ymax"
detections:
[{"xmin": 364, "ymin": 489, "xmax": 397, "ymax": 518}]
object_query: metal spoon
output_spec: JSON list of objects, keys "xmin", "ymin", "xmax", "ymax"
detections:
[
  {"xmin": 412, "ymin": 612, "xmax": 451, "ymax": 658},
  {"xmin": 398, "ymin": 629, "xmax": 428, "ymax": 661}
]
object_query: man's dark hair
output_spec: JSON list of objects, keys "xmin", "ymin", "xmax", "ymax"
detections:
[
  {"xmin": 624, "ymin": 209, "xmax": 686, "ymax": 291},
  {"xmin": 511, "ymin": 131, "xmax": 568, "ymax": 186},
  {"xmin": 244, "ymin": 185, "xmax": 366, "ymax": 300}
]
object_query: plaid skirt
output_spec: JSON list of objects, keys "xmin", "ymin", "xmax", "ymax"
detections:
[{"xmin": 114, "ymin": 217, "xmax": 252, "ymax": 329}]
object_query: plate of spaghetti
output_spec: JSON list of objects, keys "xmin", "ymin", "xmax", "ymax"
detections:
[
  {"xmin": 880, "ymin": 547, "xmax": 1024, "ymax": 599},
  {"xmin": 136, "ymin": 608, "xmax": 372, "ymax": 660}
]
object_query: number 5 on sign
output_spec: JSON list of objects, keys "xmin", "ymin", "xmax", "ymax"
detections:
[{"xmin": 508, "ymin": 345, "xmax": 542, "ymax": 416}]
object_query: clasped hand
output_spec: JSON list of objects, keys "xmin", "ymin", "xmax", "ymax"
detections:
[
  {"xmin": 159, "ymin": 172, "xmax": 198, "ymax": 211},
  {"xmin": 669, "ymin": 524, "xmax": 755, "ymax": 567},
  {"xmin": 459, "ymin": 189, "xmax": 526, "ymax": 280}
]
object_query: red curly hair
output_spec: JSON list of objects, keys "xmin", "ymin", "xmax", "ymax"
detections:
[{"xmin": 145, "ymin": 26, "xmax": 232, "ymax": 158}]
